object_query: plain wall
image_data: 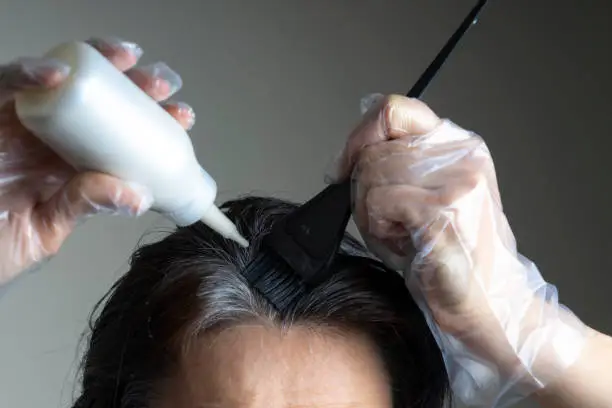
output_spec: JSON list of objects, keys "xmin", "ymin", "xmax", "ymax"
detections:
[{"xmin": 0, "ymin": 1, "xmax": 610, "ymax": 407}]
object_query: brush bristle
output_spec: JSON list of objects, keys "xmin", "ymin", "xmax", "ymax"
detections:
[{"xmin": 241, "ymin": 251, "xmax": 307, "ymax": 312}]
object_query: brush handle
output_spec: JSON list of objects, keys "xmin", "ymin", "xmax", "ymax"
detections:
[
  {"xmin": 407, "ymin": 0, "xmax": 490, "ymax": 100},
  {"xmin": 334, "ymin": 0, "xmax": 491, "ymax": 225},
  {"xmin": 270, "ymin": 0, "xmax": 492, "ymax": 285}
]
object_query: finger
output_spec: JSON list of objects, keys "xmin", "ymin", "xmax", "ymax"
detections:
[
  {"xmin": 86, "ymin": 37, "xmax": 143, "ymax": 72},
  {"xmin": 32, "ymin": 172, "xmax": 153, "ymax": 254},
  {"xmin": 358, "ymin": 185, "xmax": 431, "ymax": 239},
  {"xmin": 353, "ymin": 141, "xmax": 414, "ymax": 188},
  {"xmin": 356, "ymin": 144, "xmax": 489, "ymax": 192},
  {"xmin": 359, "ymin": 185, "xmax": 455, "ymax": 265},
  {"xmin": 0, "ymin": 57, "xmax": 71, "ymax": 97},
  {"xmin": 124, "ymin": 62, "xmax": 183, "ymax": 102},
  {"xmin": 369, "ymin": 177, "xmax": 480, "ymax": 221},
  {"xmin": 57, "ymin": 172, "xmax": 152, "ymax": 219},
  {"xmin": 337, "ymin": 95, "xmax": 441, "ymax": 180},
  {"xmin": 161, "ymin": 101, "xmax": 196, "ymax": 130},
  {"xmin": 358, "ymin": 183, "xmax": 474, "ymax": 299},
  {"xmin": 408, "ymin": 132, "xmax": 502, "ymax": 209},
  {"xmin": 363, "ymin": 173, "xmax": 487, "ymax": 256}
]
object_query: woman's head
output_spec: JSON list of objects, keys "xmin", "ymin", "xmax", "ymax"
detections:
[{"xmin": 75, "ymin": 197, "xmax": 450, "ymax": 408}]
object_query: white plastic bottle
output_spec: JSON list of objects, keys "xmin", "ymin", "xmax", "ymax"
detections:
[{"xmin": 15, "ymin": 41, "xmax": 248, "ymax": 247}]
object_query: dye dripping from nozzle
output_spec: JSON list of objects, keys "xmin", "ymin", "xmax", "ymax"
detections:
[{"xmin": 260, "ymin": 0, "xmax": 491, "ymax": 290}]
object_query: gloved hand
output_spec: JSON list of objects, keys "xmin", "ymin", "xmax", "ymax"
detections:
[
  {"xmin": 336, "ymin": 94, "xmax": 587, "ymax": 407},
  {"xmin": 0, "ymin": 37, "xmax": 195, "ymax": 285}
]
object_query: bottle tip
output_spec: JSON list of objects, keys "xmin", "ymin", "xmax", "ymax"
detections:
[
  {"xmin": 231, "ymin": 232, "xmax": 250, "ymax": 248},
  {"xmin": 200, "ymin": 205, "xmax": 249, "ymax": 248}
]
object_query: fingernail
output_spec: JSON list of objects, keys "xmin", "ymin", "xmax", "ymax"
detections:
[
  {"xmin": 175, "ymin": 101, "xmax": 196, "ymax": 130},
  {"xmin": 120, "ymin": 41, "xmax": 144, "ymax": 60},
  {"xmin": 360, "ymin": 93, "xmax": 385, "ymax": 115},
  {"xmin": 30, "ymin": 58, "xmax": 71, "ymax": 77},
  {"xmin": 323, "ymin": 150, "xmax": 344, "ymax": 183},
  {"xmin": 11, "ymin": 57, "xmax": 71, "ymax": 85},
  {"xmin": 135, "ymin": 194, "xmax": 154, "ymax": 217},
  {"xmin": 87, "ymin": 37, "xmax": 144, "ymax": 60},
  {"xmin": 123, "ymin": 182, "xmax": 154, "ymax": 217},
  {"xmin": 140, "ymin": 62, "xmax": 183, "ymax": 95}
]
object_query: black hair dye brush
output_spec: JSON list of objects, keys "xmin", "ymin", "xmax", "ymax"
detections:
[{"xmin": 242, "ymin": 0, "xmax": 491, "ymax": 311}]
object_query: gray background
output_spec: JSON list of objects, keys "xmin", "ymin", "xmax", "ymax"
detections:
[{"xmin": 0, "ymin": 1, "xmax": 610, "ymax": 407}]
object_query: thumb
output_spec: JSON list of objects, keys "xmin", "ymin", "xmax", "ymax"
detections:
[
  {"xmin": 0, "ymin": 57, "xmax": 71, "ymax": 106},
  {"xmin": 32, "ymin": 172, "xmax": 153, "ymax": 254},
  {"xmin": 332, "ymin": 95, "xmax": 441, "ymax": 183}
]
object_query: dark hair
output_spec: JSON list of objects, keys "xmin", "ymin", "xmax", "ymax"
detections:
[{"xmin": 73, "ymin": 196, "xmax": 450, "ymax": 408}]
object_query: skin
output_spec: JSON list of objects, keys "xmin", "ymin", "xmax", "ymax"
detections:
[
  {"xmin": 338, "ymin": 95, "xmax": 612, "ymax": 407},
  {"xmin": 156, "ymin": 325, "xmax": 392, "ymax": 408},
  {"xmin": 1, "ymin": 39, "xmax": 611, "ymax": 407},
  {"xmin": 533, "ymin": 330, "xmax": 612, "ymax": 408},
  {"xmin": 0, "ymin": 38, "xmax": 194, "ymax": 283}
]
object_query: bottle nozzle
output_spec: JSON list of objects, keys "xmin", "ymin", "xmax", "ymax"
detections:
[
  {"xmin": 200, "ymin": 204, "xmax": 249, "ymax": 248},
  {"xmin": 228, "ymin": 230, "xmax": 250, "ymax": 248}
]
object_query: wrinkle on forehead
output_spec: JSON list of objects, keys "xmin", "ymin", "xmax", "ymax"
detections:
[{"xmin": 155, "ymin": 324, "xmax": 392, "ymax": 408}]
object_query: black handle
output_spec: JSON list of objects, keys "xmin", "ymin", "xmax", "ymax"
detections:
[{"xmin": 268, "ymin": 0, "xmax": 492, "ymax": 284}]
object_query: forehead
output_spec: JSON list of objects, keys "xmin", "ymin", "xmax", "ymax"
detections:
[{"xmin": 157, "ymin": 324, "xmax": 392, "ymax": 408}]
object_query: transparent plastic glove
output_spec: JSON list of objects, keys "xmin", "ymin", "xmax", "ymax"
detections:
[
  {"xmin": 0, "ymin": 37, "xmax": 196, "ymax": 286},
  {"xmin": 337, "ymin": 94, "xmax": 587, "ymax": 407}
]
